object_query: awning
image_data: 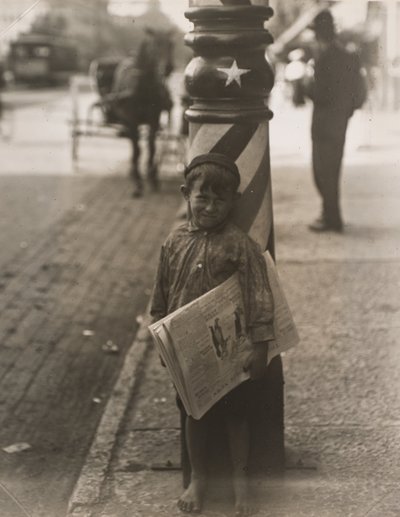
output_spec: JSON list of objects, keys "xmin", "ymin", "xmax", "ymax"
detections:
[{"xmin": 270, "ymin": 0, "xmax": 372, "ymax": 55}]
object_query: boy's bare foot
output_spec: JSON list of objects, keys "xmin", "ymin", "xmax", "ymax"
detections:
[
  {"xmin": 233, "ymin": 478, "xmax": 257, "ymax": 516},
  {"xmin": 177, "ymin": 478, "xmax": 205, "ymax": 513},
  {"xmin": 235, "ymin": 500, "xmax": 256, "ymax": 517}
]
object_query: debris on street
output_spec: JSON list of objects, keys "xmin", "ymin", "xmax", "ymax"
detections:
[
  {"xmin": 2, "ymin": 442, "xmax": 32, "ymax": 454},
  {"xmin": 102, "ymin": 340, "xmax": 119, "ymax": 354}
]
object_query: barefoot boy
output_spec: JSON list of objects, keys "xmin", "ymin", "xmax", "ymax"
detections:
[{"xmin": 150, "ymin": 153, "xmax": 275, "ymax": 515}]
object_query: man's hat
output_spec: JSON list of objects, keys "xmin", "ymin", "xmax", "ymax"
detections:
[
  {"xmin": 309, "ymin": 9, "xmax": 335, "ymax": 36},
  {"xmin": 184, "ymin": 153, "xmax": 240, "ymax": 184}
]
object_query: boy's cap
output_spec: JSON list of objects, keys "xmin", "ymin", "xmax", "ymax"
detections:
[{"xmin": 184, "ymin": 153, "xmax": 240, "ymax": 183}]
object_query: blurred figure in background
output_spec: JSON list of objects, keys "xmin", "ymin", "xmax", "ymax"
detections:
[
  {"xmin": 390, "ymin": 56, "xmax": 400, "ymax": 110},
  {"xmin": 304, "ymin": 10, "xmax": 367, "ymax": 233},
  {"xmin": 284, "ymin": 48, "xmax": 307, "ymax": 107}
]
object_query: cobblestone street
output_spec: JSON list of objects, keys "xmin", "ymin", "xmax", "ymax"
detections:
[{"xmin": 0, "ymin": 167, "xmax": 181, "ymax": 516}]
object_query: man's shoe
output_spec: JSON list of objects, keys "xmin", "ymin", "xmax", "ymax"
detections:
[{"xmin": 308, "ymin": 220, "xmax": 343, "ymax": 233}]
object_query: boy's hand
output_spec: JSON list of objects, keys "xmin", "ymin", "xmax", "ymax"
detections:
[{"xmin": 243, "ymin": 341, "xmax": 269, "ymax": 380}]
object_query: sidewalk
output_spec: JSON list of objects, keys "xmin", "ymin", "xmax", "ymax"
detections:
[{"xmin": 67, "ymin": 103, "xmax": 400, "ymax": 517}]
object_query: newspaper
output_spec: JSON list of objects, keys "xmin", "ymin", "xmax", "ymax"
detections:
[
  {"xmin": 263, "ymin": 251, "xmax": 300, "ymax": 362},
  {"xmin": 148, "ymin": 251, "xmax": 299, "ymax": 420}
]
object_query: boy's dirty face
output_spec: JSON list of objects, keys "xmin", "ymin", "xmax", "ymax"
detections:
[{"xmin": 182, "ymin": 178, "xmax": 238, "ymax": 230}]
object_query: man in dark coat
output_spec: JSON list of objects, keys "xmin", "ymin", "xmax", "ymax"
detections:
[{"xmin": 306, "ymin": 10, "xmax": 365, "ymax": 232}]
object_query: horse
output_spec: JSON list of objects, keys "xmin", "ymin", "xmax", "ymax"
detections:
[{"xmin": 106, "ymin": 29, "xmax": 174, "ymax": 197}]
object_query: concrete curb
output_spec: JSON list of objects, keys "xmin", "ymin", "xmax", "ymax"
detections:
[
  {"xmin": 67, "ymin": 328, "xmax": 151, "ymax": 517},
  {"xmin": 67, "ymin": 202, "xmax": 187, "ymax": 517}
]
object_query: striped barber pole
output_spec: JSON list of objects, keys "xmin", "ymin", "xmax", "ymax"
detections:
[
  {"xmin": 181, "ymin": 1, "xmax": 284, "ymax": 486},
  {"xmin": 185, "ymin": 0, "xmax": 275, "ymax": 253},
  {"xmin": 188, "ymin": 121, "xmax": 273, "ymax": 252}
]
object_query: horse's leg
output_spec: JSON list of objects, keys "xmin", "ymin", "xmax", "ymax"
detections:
[
  {"xmin": 129, "ymin": 125, "xmax": 143, "ymax": 197},
  {"xmin": 147, "ymin": 123, "xmax": 159, "ymax": 191}
]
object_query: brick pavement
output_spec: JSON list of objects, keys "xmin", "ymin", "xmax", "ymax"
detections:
[
  {"xmin": 0, "ymin": 175, "xmax": 98, "ymax": 270},
  {"xmin": 0, "ymin": 176, "xmax": 181, "ymax": 517}
]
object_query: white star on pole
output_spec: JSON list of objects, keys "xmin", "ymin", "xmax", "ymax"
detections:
[{"xmin": 217, "ymin": 60, "xmax": 251, "ymax": 87}]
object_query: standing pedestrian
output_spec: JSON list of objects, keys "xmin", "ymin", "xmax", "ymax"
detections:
[{"xmin": 305, "ymin": 10, "xmax": 366, "ymax": 233}]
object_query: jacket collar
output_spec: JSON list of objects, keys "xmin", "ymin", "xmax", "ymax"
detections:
[{"xmin": 187, "ymin": 218, "xmax": 229, "ymax": 234}]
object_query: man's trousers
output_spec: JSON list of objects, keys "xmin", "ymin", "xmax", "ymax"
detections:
[{"xmin": 311, "ymin": 108, "xmax": 350, "ymax": 229}]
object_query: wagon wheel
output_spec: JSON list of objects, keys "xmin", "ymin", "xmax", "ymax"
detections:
[
  {"xmin": 71, "ymin": 120, "xmax": 79, "ymax": 162},
  {"xmin": 70, "ymin": 77, "xmax": 80, "ymax": 163},
  {"xmin": 154, "ymin": 111, "xmax": 187, "ymax": 179}
]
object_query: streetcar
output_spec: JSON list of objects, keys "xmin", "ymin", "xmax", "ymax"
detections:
[{"xmin": 8, "ymin": 34, "xmax": 78, "ymax": 85}]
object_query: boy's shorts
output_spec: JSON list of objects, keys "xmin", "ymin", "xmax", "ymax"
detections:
[{"xmin": 177, "ymin": 378, "xmax": 262, "ymax": 420}]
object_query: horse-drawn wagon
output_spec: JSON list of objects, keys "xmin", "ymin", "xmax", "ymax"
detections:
[{"xmin": 70, "ymin": 29, "xmax": 187, "ymax": 196}]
